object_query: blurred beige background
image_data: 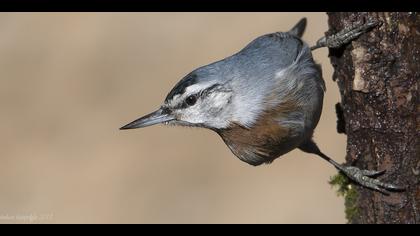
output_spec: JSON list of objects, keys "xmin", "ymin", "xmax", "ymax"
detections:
[{"xmin": 0, "ymin": 13, "xmax": 346, "ymax": 224}]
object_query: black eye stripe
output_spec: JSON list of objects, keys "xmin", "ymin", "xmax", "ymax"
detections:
[
  {"xmin": 172, "ymin": 94, "xmax": 197, "ymax": 109},
  {"xmin": 200, "ymin": 84, "xmax": 220, "ymax": 97},
  {"xmin": 169, "ymin": 83, "xmax": 222, "ymax": 110}
]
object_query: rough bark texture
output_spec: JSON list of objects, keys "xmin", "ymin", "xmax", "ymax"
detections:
[{"xmin": 327, "ymin": 12, "xmax": 419, "ymax": 224}]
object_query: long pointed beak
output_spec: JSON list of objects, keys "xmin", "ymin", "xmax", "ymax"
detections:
[{"xmin": 120, "ymin": 108, "xmax": 175, "ymax": 130}]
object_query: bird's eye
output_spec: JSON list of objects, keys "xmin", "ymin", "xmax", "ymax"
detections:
[{"xmin": 185, "ymin": 95, "xmax": 197, "ymax": 106}]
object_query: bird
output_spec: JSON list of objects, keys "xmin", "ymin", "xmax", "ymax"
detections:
[{"xmin": 120, "ymin": 18, "xmax": 402, "ymax": 194}]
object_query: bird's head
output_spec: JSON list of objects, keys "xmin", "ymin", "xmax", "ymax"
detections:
[{"xmin": 120, "ymin": 66, "xmax": 235, "ymax": 131}]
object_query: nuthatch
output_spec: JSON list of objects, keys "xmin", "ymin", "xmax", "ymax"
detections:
[{"xmin": 121, "ymin": 18, "xmax": 402, "ymax": 194}]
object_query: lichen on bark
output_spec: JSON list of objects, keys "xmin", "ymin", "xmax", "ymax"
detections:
[{"xmin": 329, "ymin": 173, "xmax": 359, "ymax": 223}]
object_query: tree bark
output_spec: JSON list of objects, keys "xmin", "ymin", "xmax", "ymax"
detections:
[{"xmin": 326, "ymin": 12, "xmax": 420, "ymax": 224}]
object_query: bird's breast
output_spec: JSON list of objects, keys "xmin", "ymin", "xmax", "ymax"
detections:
[{"xmin": 217, "ymin": 101, "xmax": 305, "ymax": 166}]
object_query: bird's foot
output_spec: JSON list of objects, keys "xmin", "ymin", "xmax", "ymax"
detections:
[
  {"xmin": 339, "ymin": 166, "xmax": 404, "ymax": 195},
  {"xmin": 311, "ymin": 19, "xmax": 381, "ymax": 50}
]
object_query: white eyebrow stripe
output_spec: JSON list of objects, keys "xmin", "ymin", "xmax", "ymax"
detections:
[
  {"xmin": 184, "ymin": 83, "xmax": 213, "ymax": 96},
  {"xmin": 166, "ymin": 94, "xmax": 181, "ymax": 107},
  {"xmin": 166, "ymin": 82, "xmax": 217, "ymax": 108}
]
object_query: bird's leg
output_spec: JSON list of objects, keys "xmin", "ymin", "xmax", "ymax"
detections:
[
  {"xmin": 299, "ymin": 139, "xmax": 405, "ymax": 195},
  {"xmin": 311, "ymin": 19, "xmax": 380, "ymax": 51}
]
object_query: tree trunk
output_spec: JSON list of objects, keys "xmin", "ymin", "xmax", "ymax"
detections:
[{"xmin": 326, "ymin": 12, "xmax": 420, "ymax": 224}]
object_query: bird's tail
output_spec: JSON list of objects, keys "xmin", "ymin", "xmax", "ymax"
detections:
[{"xmin": 288, "ymin": 18, "xmax": 307, "ymax": 38}]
